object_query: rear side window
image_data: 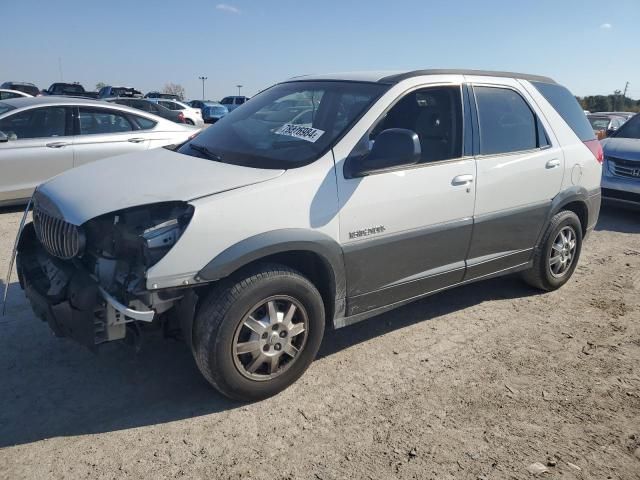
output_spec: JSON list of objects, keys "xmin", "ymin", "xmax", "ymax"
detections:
[
  {"xmin": 78, "ymin": 108, "xmax": 134, "ymax": 134},
  {"xmin": 159, "ymin": 100, "xmax": 181, "ymax": 110},
  {"xmin": 531, "ymin": 81, "xmax": 595, "ymax": 141},
  {"xmin": 475, "ymin": 87, "xmax": 538, "ymax": 155}
]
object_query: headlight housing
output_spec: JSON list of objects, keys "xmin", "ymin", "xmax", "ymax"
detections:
[{"xmin": 83, "ymin": 202, "xmax": 194, "ymax": 268}]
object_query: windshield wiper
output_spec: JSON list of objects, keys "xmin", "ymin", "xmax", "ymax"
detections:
[{"xmin": 189, "ymin": 143, "xmax": 223, "ymax": 162}]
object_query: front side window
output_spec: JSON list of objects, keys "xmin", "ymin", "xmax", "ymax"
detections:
[
  {"xmin": 220, "ymin": 97, "xmax": 233, "ymax": 105},
  {"xmin": 0, "ymin": 107, "xmax": 67, "ymax": 140},
  {"xmin": 352, "ymin": 86, "xmax": 463, "ymax": 164},
  {"xmin": 475, "ymin": 86, "xmax": 541, "ymax": 155},
  {"xmin": 78, "ymin": 108, "xmax": 134, "ymax": 135},
  {"xmin": 178, "ymin": 81, "xmax": 388, "ymax": 169}
]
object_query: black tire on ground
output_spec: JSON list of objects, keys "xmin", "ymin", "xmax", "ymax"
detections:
[
  {"xmin": 185, "ymin": 119, "xmax": 195, "ymax": 125},
  {"xmin": 522, "ymin": 210, "xmax": 583, "ymax": 291},
  {"xmin": 192, "ymin": 264, "xmax": 325, "ymax": 401}
]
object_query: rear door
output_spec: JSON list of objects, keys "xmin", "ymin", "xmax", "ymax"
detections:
[
  {"xmin": 465, "ymin": 78, "xmax": 564, "ymax": 279},
  {"xmin": 72, "ymin": 106, "xmax": 149, "ymax": 166},
  {"xmin": 0, "ymin": 106, "xmax": 74, "ymax": 202}
]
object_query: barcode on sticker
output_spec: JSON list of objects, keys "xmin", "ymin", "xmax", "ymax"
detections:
[{"xmin": 275, "ymin": 124, "xmax": 325, "ymax": 143}]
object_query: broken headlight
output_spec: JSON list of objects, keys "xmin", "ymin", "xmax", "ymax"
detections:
[{"xmin": 83, "ymin": 202, "xmax": 195, "ymax": 269}]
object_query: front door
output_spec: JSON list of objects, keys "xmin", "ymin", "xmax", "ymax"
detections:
[
  {"xmin": 0, "ymin": 106, "xmax": 74, "ymax": 203},
  {"xmin": 334, "ymin": 84, "xmax": 476, "ymax": 316}
]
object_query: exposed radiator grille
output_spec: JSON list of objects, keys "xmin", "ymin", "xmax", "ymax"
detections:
[
  {"xmin": 609, "ymin": 157, "xmax": 640, "ymax": 179},
  {"xmin": 33, "ymin": 207, "xmax": 83, "ymax": 259}
]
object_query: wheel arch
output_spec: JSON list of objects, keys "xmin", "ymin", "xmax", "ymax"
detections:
[
  {"xmin": 196, "ymin": 229, "xmax": 347, "ymax": 326},
  {"xmin": 546, "ymin": 187, "xmax": 592, "ymax": 238}
]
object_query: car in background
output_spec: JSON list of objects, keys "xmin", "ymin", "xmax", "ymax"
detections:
[
  {"xmin": 106, "ymin": 98, "xmax": 188, "ymax": 125},
  {"xmin": 587, "ymin": 114, "xmax": 626, "ymax": 140},
  {"xmin": 0, "ymin": 96, "xmax": 198, "ymax": 205},
  {"xmin": 0, "ymin": 82, "xmax": 41, "ymax": 97},
  {"xmin": 593, "ymin": 111, "xmax": 636, "ymax": 121},
  {"xmin": 43, "ymin": 82, "xmax": 98, "ymax": 98},
  {"xmin": 220, "ymin": 95, "xmax": 250, "ymax": 112},
  {"xmin": 145, "ymin": 92, "xmax": 182, "ymax": 100},
  {"xmin": 146, "ymin": 98, "xmax": 204, "ymax": 127},
  {"xmin": 0, "ymin": 89, "xmax": 33, "ymax": 100},
  {"xmin": 97, "ymin": 86, "xmax": 143, "ymax": 99},
  {"xmin": 187, "ymin": 100, "xmax": 228, "ymax": 123},
  {"xmin": 601, "ymin": 113, "xmax": 640, "ymax": 207}
]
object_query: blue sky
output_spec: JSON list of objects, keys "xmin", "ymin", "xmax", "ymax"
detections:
[{"xmin": 3, "ymin": 0, "xmax": 639, "ymax": 100}]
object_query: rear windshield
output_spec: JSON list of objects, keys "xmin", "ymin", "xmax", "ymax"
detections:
[
  {"xmin": 588, "ymin": 117, "xmax": 610, "ymax": 130},
  {"xmin": 532, "ymin": 81, "xmax": 595, "ymax": 141},
  {"xmin": 12, "ymin": 84, "xmax": 40, "ymax": 96},
  {"xmin": 613, "ymin": 114, "xmax": 640, "ymax": 139},
  {"xmin": 178, "ymin": 81, "xmax": 388, "ymax": 169},
  {"xmin": 0, "ymin": 102, "xmax": 15, "ymax": 115}
]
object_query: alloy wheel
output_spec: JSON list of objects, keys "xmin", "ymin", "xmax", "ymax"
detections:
[
  {"xmin": 549, "ymin": 226, "xmax": 577, "ymax": 278},
  {"xmin": 232, "ymin": 296, "xmax": 309, "ymax": 381}
]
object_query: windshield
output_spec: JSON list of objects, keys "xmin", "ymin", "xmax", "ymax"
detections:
[
  {"xmin": 613, "ymin": 114, "xmax": 640, "ymax": 139},
  {"xmin": 178, "ymin": 81, "xmax": 388, "ymax": 169},
  {"xmin": 0, "ymin": 102, "xmax": 15, "ymax": 116}
]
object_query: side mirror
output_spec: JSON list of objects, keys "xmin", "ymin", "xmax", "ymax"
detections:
[
  {"xmin": 346, "ymin": 128, "xmax": 421, "ymax": 178},
  {"xmin": 0, "ymin": 131, "xmax": 8, "ymax": 143}
]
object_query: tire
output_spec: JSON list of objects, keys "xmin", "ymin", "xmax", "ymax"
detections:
[
  {"xmin": 192, "ymin": 264, "xmax": 325, "ymax": 401},
  {"xmin": 522, "ymin": 210, "xmax": 583, "ymax": 291},
  {"xmin": 185, "ymin": 119, "xmax": 195, "ymax": 125}
]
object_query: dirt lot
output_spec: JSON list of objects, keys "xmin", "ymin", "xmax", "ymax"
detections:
[{"xmin": 0, "ymin": 204, "xmax": 638, "ymax": 480}]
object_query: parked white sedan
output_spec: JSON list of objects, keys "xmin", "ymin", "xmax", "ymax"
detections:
[
  {"xmin": 145, "ymin": 98, "xmax": 205, "ymax": 127},
  {"xmin": 0, "ymin": 96, "xmax": 199, "ymax": 205}
]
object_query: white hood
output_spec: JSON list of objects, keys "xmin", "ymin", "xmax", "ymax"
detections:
[{"xmin": 37, "ymin": 148, "xmax": 284, "ymax": 225}]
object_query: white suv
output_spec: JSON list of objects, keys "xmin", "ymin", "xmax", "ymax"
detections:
[{"xmin": 12, "ymin": 70, "xmax": 602, "ymax": 401}]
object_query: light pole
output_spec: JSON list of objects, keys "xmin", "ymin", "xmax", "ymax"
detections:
[
  {"xmin": 198, "ymin": 76, "xmax": 208, "ymax": 100},
  {"xmin": 236, "ymin": 84, "xmax": 243, "ymax": 96}
]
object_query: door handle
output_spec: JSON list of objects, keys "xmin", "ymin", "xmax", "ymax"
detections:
[
  {"xmin": 46, "ymin": 142, "xmax": 69, "ymax": 148},
  {"xmin": 546, "ymin": 158, "xmax": 561, "ymax": 169},
  {"xmin": 128, "ymin": 137, "xmax": 145, "ymax": 143},
  {"xmin": 451, "ymin": 174, "xmax": 474, "ymax": 186}
]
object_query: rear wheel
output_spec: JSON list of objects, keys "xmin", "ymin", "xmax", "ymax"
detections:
[
  {"xmin": 192, "ymin": 264, "xmax": 325, "ymax": 401},
  {"xmin": 185, "ymin": 119, "xmax": 195, "ymax": 125},
  {"xmin": 522, "ymin": 210, "xmax": 583, "ymax": 291}
]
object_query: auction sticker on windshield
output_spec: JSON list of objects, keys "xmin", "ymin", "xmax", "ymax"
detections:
[{"xmin": 275, "ymin": 124, "xmax": 325, "ymax": 143}]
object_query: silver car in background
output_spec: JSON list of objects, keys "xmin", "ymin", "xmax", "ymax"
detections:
[{"xmin": 0, "ymin": 97, "xmax": 199, "ymax": 205}]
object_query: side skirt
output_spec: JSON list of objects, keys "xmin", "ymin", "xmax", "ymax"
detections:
[{"xmin": 333, "ymin": 260, "xmax": 532, "ymax": 329}]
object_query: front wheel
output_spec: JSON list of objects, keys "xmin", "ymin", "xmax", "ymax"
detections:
[
  {"xmin": 522, "ymin": 210, "xmax": 583, "ymax": 291},
  {"xmin": 192, "ymin": 264, "xmax": 325, "ymax": 401}
]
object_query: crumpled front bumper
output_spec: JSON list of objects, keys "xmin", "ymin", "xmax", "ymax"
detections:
[{"xmin": 16, "ymin": 223, "xmax": 152, "ymax": 349}]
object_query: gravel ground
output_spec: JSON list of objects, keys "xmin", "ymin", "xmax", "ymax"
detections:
[{"xmin": 0, "ymin": 204, "xmax": 639, "ymax": 480}]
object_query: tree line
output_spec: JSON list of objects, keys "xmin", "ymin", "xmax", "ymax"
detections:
[{"xmin": 577, "ymin": 93, "xmax": 640, "ymax": 113}]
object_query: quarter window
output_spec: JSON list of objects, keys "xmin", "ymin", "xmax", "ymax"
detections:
[
  {"xmin": 133, "ymin": 116, "xmax": 157, "ymax": 130},
  {"xmin": 0, "ymin": 107, "xmax": 68, "ymax": 140},
  {"xmin": 475, "ymin": 86, "xmax": 543, "ymax": 155},
  {"xmin": 78, "ymin": 108, "xmax": 134, "ymax": 134},
  {"xmin": 353, "ymin": 86, "xmax": 463, "ymax": 164}
]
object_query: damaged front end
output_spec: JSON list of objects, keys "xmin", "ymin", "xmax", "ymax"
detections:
[{"xmin": 16, "ymin": 192, "xmax": 195, "ymax": 350}]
